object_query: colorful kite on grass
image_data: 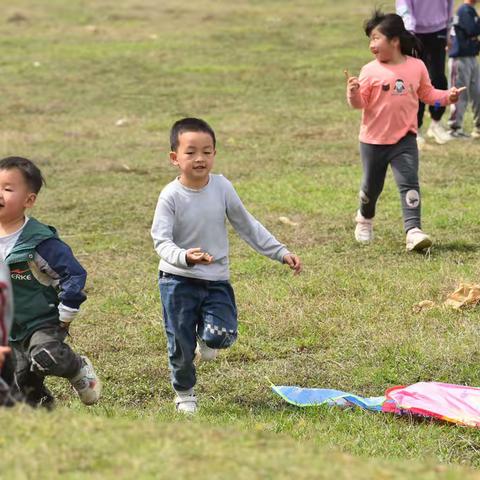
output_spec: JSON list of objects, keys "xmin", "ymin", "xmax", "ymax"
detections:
[{"xmin": 272, "ymin": 382, "xmax": 480, "ymax": 428}]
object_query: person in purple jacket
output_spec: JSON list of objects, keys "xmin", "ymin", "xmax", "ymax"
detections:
[{"xmin": 396, "ymin": 0, "xmax": 455, "ymax": 146}]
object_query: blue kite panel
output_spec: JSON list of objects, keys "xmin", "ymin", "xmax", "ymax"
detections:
[{"xmin": 272, "ymin": 385, "xmax": 385, "ymax": 411}]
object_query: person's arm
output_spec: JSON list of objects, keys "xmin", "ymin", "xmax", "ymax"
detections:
[
  {"xmin": 346, "ymin": 68, "xmax": 371, "ymax": 109},
  {"xmin": 396, "ymin": 0, "xmax": 416, "ymax": 32},
  {"xmin": 151, "ymin": 194, "xmax": 190, "ymax": 268},
  {"xmin": 418, "ymin": 62, "xmax": 465, "ymax": 105},
  {"xmin": 224, "ymin": 181, "xmax": 289, "ymax": 263},
  {"xmin": 0, "ymin": 347, "xmax": 10, "ymax": 371},
  {"xmin": 35, "ymin": 238, "xmax": 87, "ymax": 325},
  {"xmin": 417, "ymin": 62, "xmax": 451, "ymax": 106}
]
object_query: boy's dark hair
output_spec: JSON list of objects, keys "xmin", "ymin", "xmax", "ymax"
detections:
[
  {"xmin": 0, "ymin": 156, "xmax": 45, "ymax": 194},
  {"xmin": 170, "ymin": 117, "xmax": 216, "ymax": 151},
  {"xmin": 364, "ymin": 10, "xmax": 422, "ymax": 58}
]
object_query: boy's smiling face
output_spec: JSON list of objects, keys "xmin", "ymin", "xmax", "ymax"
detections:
[
  {"xmin": 170, "ymin": 130, "xmax": 216, "ymax": 189},
  {"xmin": 0, "ymin": 168, "xmax": 36, "ymax": 225}
]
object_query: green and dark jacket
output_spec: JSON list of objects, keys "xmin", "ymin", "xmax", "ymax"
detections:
[{"xmin": 5, "ymin": 218, "xmax": 87, "ymax": 343}]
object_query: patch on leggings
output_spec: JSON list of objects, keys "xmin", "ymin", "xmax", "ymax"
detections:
[
  {"xmin": 31, "ymin": 348, "xmax": 57, "ymax": 372},
  {"xmin": 359, "ymin": 190, "xmax": 370, "ymax": 204},
  {"xmin": 406, "ymin": 190, "xmax": 420, "ymax": 208}
]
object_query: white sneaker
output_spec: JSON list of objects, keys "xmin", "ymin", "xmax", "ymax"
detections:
[
  {"xmin": 406, "ymin": 228, "xmax": 432, "ymax": 251},
  {"xmin": 416, "ymin": 131, "xmax": 426, "ymax": 149},
  {"xmin": 471, "ymin": 128, "xmax": 480, "ymax": 139},
  {"xmin": 354, "ymin": 211, "xmax": 373, "ymax": 243},
  {"xmin": 426, "ymin": 121, "xmax": 452, "ymax": 144},
  {"xmin": 195, "ymin": 338, "xmax": 217, "ymax": 363},
  {"xmin": 175, "ymin": 392, "xmax": 197, "ymax": 414},
  {"xmin": 449, "ymin": 128, "xmax": 470, "ymax": 139},
  {"xmin": 69, "ymin": 356, "xmax": 101, "ymax": 405}
]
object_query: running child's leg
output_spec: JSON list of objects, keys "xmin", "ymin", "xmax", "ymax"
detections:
[
  {"xmin": 28, "ymin": 326, "xmax": 82, "ymax": 378},
  {"xmin": 198, "ymin": 280, "xmax": 237, "ymax": 352},
  {"xmin": 159, "ymin": 273, "xmax": 203, "ymax": 393},
  {"xmin": 359, "ymin": 142, "xmax": 390, "ymax": 219},
  {"xmin": 470, "ymin": 58, "xmax": 480, "ymax": 133},
  {"xmin": 448, "ymin": 57, "xmax": 470, "ymax": 132},
  {"xmin": 11, "ymin": 340, "xmax": 53, "ymax": 408},
  {"xmin": 389, "ymin": 134, "xmax": 421, "ymax": 232},
  {"xmin": 27, "ymin": 326, "xmax": 100, "ymax": 406}
]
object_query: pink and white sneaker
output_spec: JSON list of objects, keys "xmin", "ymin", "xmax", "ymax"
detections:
[
  {"xmin": 406, "ymin": 228, "xmax": 432, "ymax": 251},
  {"xmin": 354, "ymin": 211, "xmax": 374, "ymax": 243}
]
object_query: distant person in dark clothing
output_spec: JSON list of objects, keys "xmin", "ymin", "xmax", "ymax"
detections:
[{"xmin": 448, "ymin": 0, "xmax": 480, "ymax": 138}]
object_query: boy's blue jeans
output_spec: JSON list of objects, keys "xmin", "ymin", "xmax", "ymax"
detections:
[{"xmin": 159, "ymin": 272, "xmax": 237, "ymax": 392}]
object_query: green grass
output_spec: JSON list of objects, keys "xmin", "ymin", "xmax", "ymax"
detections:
[{"xmin": 1, "ymin": 0, "xmax": 480, "ymax": 478}]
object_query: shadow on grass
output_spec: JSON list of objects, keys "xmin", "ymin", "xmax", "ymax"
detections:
[
  {"xmin": 391, "ymin": 411, "xmax": 469, "ymax": 430},
  {"xmin": 433, "ymin": 241, "xmax": 480, "ymax": 254}
]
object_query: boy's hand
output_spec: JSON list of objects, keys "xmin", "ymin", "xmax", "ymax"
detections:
[
  {"xmin": 449, "ymin": 86, "xmax": 467, "ymax": 103},
  {"xmin": 283, "ymin": 253, "xmax": 302, "ymax": 275},
  {"xmin": 186, "ymin": 247, "xmax": 214, "ymax": 265},
  {"xmin": 344, "ymin": 69, "xmax": 360, "ymax": 94},
  {"xmin": 0, "ymin": 346, "xmax": 11, "ymax": 369}
]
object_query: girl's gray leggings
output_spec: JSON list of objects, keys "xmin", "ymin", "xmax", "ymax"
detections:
[{"xmin": 359, "ymin": 133, "xmax": 421, "ymax": 233}]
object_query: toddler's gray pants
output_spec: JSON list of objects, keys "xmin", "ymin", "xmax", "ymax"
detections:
[
  {"xmin": 448, "ymin": 56, "xmax": 480, "ymax": 131},
  {"xmin": 359, "ymin": 133, "xmax": 421, "ymax": 232}
]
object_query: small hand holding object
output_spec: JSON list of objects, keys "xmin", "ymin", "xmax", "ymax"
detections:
[
  {"xmin": 283, "ymin": 253, "xmax": 302, "ymax": 275},
  {"xmin": 449, "ymin": 86, "xmax": 467, "ymax": 103},
  {"xmin": 0, "ymin": 346, "xmax": 11, "ymax": 369},
  {"xmin": 186, "ymin": 247, "xmax": 214, "ymax": 265},
  {"xmin": 344, "ymin": 69, "xmax": 360, "ymax": 94}
]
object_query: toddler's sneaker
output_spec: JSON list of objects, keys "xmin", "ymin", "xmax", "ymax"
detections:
[
  {"xmin": 175, "ymin": 390, "xmax": 197, "ymax": 414},
  {"xmin": 354, "ymin": 211, "xmax": 374, "ymax": 243},
  {"xmin": 427, "ymin": 121, "xmax": 452, "ymax": 144},
  {"xmin": 416, "ymin": 131, "xmax": 426, "ymax": 149},
  {"xmin": 406, "ymin": 228, "xmax": 432, "ymax": 252},
  {"xmin": 69, "ymin": 356, "xmax": 101, "ymax": 405},
  {"xmin": 449, "ymin": 128, "xmax": 470, "ymax": 139},
  {"xmin": 195, "ymin": 338, "xmax": 217, "ymax": 363}
]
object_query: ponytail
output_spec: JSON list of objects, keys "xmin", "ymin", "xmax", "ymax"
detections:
[
  {"xmin": 399, "ymin": 30, "xmax": 423, "ymax": 58},
  {"xmin": 364, "ymin": 10, "xmax": 423, "ymax": 58}
]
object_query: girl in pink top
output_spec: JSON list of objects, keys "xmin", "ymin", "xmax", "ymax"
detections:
[{"xmin": 346, "ymin": 11, "xmax": 464, "ymax": 251}]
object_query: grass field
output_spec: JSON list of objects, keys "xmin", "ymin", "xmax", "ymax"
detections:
[{"xmin": 1, "ymin": 0, "xmax": 480, "ymax": 478}]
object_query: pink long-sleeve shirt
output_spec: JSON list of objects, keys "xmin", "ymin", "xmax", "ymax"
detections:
[{"xmin": 347, "ymin": 56, "xmax": 451, "ymax": 145}]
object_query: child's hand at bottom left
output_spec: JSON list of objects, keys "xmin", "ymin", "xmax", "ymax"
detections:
[
  {"xmin": 283, "ymin": 253, "xmax": 302, "ymax": 275},
  {"xmin": 0, "ymin": 346, "xmax": 11, "ymax": 369}
]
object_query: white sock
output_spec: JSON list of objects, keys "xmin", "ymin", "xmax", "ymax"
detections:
[{"xmin": 175, "ymin": 388, "xmax": 194, "ymax": 398}]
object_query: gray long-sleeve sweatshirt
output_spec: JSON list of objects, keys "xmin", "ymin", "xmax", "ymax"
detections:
[{"xmin": 151, "ymin": 174, "xmax": 289, "ymax": 281}]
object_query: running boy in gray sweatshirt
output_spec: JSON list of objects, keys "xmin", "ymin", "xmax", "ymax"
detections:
[{"xmin": 151, "ymin": 117, "xmax": 302, "ymax": 414}]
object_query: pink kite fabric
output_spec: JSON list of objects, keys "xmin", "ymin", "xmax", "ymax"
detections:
[{"xmin": 383, "ymin": 382, "xmax": 480, "ymax": 427}]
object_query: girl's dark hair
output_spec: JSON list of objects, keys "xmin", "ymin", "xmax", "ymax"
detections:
[{"xmin": 364, "ymin": 10, "xmax": 422, "ymax": 58}]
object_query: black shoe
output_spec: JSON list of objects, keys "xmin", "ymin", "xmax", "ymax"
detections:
[
  {"xmin": 12, "ymin": 384, "xmax": 56, "ymax": 410},
  {"xmin": 0, "ymin": 378, "xmax": 15, "ymax": 407},
  {"xmin": 32, "ymin": 386, "xmax": 56, "ymax": 411}
]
